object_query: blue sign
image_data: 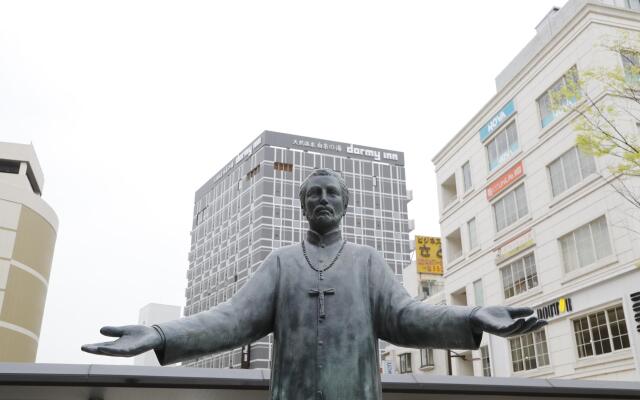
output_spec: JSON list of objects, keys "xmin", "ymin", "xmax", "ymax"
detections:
[{"xmin": 479, "ymin": 100, "xmax": 516, "ymax": 142}]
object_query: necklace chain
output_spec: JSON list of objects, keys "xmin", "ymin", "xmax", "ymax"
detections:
[{"xmin": 301, "ymin": 240, "xmax": 346, "ymax": 273}]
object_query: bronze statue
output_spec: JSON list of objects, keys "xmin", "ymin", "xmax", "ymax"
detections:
[{"xmin": 83, "ymin": 168, "xmax": 546, "ymax": 399}]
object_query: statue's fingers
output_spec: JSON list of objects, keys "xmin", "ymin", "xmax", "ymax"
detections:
[
  {"xmin": 81, "ymin": 343, "xmax": 100, "ymax": 354},
  {"xmin": 506, "ymin": 307, "xmax": 534, "ymax": 319},
  {"xmin": 96, "ymin": 346, "xmax": 135, "ymax": 357},
  {"xmin": 521, "ymin": 320, "xmax": 548, "ymax": 334},
  {"xmin": 512, "ymin": 317, "xmax": 538, "ymax": 334},
  {"xmin": 100, "ymin": 326, "xmax": 125, "ymax": 337},
  {"xmin": 500, "ymin": 318, "xmax": 525, "ymax": 336},
  {"xmin": 81, "ymin": 341, "xmax": 122, "ymax": 355}
]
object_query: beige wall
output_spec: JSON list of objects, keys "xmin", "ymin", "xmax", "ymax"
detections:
[{"xmin": 0, "ymin": 197, "xmax": 57, "ymax": 362}]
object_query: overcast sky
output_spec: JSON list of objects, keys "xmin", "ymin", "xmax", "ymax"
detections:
[{"xmin": 0, "ymin": 0, "xmax": 567, "ymax": 365}]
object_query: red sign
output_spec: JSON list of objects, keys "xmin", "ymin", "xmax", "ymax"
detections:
[{"xmin": 486, "ymin": 161, "xmax": 524, "ymax": 200}]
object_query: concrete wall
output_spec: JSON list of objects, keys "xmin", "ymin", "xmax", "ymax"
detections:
[{"xmin": 0, "ymin": 143, "xmax": 57, "ymax": 362}]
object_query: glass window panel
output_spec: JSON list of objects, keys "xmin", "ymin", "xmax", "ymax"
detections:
[
  {"xmin": 562, "ymin": 149, "xmax": 581, "ymax": 188},
  {"xmin": 481, "ymin": 346, "xmax": 491, "ymax": 376},
  {"xmin": 473, "ymin": 279, "xmax": 484, "ymax": 306},
  {"xmin": 534, "ymin": 330, "xmax": 550, "ymax": 367},
  {"xmin": 494, "ymin": 200, "xmax": 506, "ymax": 232},
  {"xmin": 503, "ymin": 191, "xmax": 517, "ymax": 226},
  {"xmin": 578, "ymin": 149, "xmax": 596, "ymax": 177},
  {"xmin": 590, "ymin": 216, "xmax": 612, "ymax": 260},
  {"xmin": 502, "ymin": 266, "xmax": 514, "ymax": 299},
  {"xmin": 496, "ymin": 133, "xmax": 508, "ymax": 165},
  {"xmin": 462, "ymin": 161, "xmax": 472, "ymax": 192},
  {"xmin": 513, "ymin": 259, "xmax": 526, "ymax": 295},
  {"xmin": 549, "ymin": 159, "xmax": 566, "ymax": 197},
  {"xmin": 468, "ymin": 218, "xmax": 477, "ymax": 250},
  {"xmin": 488, "ymin": 141, "xmax": 499, "ymax": 171},
  {"xmin": 524, "ymin": 253, "xmax": 539, "ymax": 289},
  {"xmin": 510, "ymin": 337, "xmax": 524, "ymax": 372},
  {"xmin": 575, "ymin": 224, "xmax": 595, "ymax": 267},
  {"xmin": 515, "ymin": 185, "xmax": 528, "ymax": 218},
  {"xmin": 507, "ymin": 123, "xmax": 519, "ymax": 154},
  {"xmin": 560, "ymin": 234, "xmax": 578, "ymax": 273}
]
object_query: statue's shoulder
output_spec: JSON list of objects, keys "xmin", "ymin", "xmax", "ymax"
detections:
[
  {"xmin": 345, "ymin": 241, "xmax": 382, "ymax": 259},
  {"xmin": 269, "ymin": 242, "xmax": 302, "ymax": 257}
]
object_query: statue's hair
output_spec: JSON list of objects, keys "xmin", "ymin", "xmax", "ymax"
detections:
[{"xmin": 298, "ymin": 168, "xmax": 349, "ymax": 215}]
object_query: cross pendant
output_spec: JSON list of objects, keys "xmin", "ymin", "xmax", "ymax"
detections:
[{"xmin": 309, "ymin": 287, "xmax": 335, "ymax": 318}]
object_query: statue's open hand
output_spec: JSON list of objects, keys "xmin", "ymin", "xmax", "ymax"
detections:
[
  {"xmin": 471, "ymin": 306, "xmax": 547, "ymax": 337},
  {"xmin": 81, "ymin": 325, "xmax": 163, "ymax": 357}
]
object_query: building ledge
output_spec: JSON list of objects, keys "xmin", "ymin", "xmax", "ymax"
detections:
[{"xmin": 0, "ymin": 363, "xmax": 639, "ymax": 399}]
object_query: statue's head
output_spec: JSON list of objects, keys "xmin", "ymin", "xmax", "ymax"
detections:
[{"xmin": 298, "ymin": 168, "xmax": 349, "ymax": 233}]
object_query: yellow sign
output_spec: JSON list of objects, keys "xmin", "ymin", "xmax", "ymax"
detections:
[{"xmin": 416, "ymin": 236, "xmax": 443, "ymax": 275}]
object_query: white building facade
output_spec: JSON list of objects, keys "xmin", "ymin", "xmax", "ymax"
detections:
[{"xmin": 433, "ymin": 0, "xmax": 640, "ymax": 381}]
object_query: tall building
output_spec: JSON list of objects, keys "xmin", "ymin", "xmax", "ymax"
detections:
[
  {"xmin": 433, "ymin": 0, "xmax": 640, "ymax": 380},
  {"xmin": 134, "ymin": 303, "xmax": 182, "ymax": 366},
  {"xmin": 0, "ymin": 142, "xmax": 57, "ymax": 362},
  {"xmin": 184, "ymin": 130, "xmax": 412, "ymax": 368}
]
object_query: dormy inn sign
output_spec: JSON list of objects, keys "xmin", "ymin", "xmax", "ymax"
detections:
[{"xmin": 292, "ymin": 139, "xmax": 400, "ymax": 162}]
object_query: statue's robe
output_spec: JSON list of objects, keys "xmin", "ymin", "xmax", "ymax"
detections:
[{"xmin": 155, "ymin": 240, "xmax": 481, "ymax": 400}]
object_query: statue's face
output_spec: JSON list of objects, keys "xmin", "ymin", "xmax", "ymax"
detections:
[{"xmin": 303, "ymin": 174, "xmax": 345, "ymax": 232}]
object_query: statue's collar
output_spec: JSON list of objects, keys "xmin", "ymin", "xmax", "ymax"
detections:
[{"xmin": 306, "ymin": 228, "xmax": 342, "ymax": 247}]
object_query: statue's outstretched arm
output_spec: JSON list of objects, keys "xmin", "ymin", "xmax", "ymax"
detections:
[
  {"xmin": 371, "ymin": 249, "xmax": 545, "ymax": 349},
  {"xmin": 82, "ymin": 250, "xmax": 281, "ymax": 364}
]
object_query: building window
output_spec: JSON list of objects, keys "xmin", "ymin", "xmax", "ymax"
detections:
[
  {"xmin": 493, "ymin": 184, "xmax": 528, "ymax": 232},
  {"xmin": 399, "ymin": 353, "xmax": 412, "ymax": 373},
  {"xmin": 480, "ymin": 345, "xmax": 491, "ymax": 377},
  {"xmin": 625, "ymin": 0, "xmax": 640, "ymax": 11},
  {"xmin": 467, "ymin": 217, "xmax": 478, "ymax": 250},
  {"xmin": 420, "ymin": 348, "xmax": 434, "ymax": 368},
  {"xmin": 0, "ymin": 160, "xmax": 20, "ymax": 174},
  {"xmin": 509, "ymin": 330, "xmax": 550, "ymax": 372},
  {"xmin": 445, "ymin": 228, "xmax": 462, "ymax": 262},
  {"xmin": 246, "ymin": 164, "xmax": 260, "ymax": 180},
  {"xmin": 441, "ymin": 173, "xmax": 458, "ymax": 209},
  {"xmin": 274, "ymin": 162, "xmax": 293, "ymax": 172},
  {"xmin": 548, "ymin": 147, "xmax": 596, "ymax": 197},
  {"xmin": 462, "ymin": 161, "xmax": 472, "ymax": 192},
  {"xmin": 621, "ymin": 50, "xmax": 640, "ymax": 81},
  {"xmin": 473, "ymin": 279, "xmax": 484, "ymax": 306},
  {"xmin": 500, "ymin": 253, "xmax": 539, "ymax": 299},
  {"xmin": 559, "ymin": 216, "xmax": 612, "ymax": 273},
  {"xmin": 420, "ymin": 279, "xmax": 443, "ymax": 300},
  {"xmin": 573, "ymin": 305, "xmax": 630, "ymax": 358},
  {"xmin": 537, "ymin": 66, "xmax": 579, "ymax": 128},
  {"xmin": 487, "ymin": 121, "xmax": 519, "ymax": 172}
]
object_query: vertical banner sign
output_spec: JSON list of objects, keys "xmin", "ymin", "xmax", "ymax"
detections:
[{"xmin": 416, "ymin": 236, "xmax": 443, "ymax": 275}]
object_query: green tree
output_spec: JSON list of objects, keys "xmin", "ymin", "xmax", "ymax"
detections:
[{"xmin": 552, "ymin": 32, "xmax": 640, "ymax": 210}]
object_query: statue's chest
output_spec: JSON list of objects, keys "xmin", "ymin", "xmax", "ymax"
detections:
[{"xmin": 277, "ymin": 254, "xmax": 370, "ymax": 325}]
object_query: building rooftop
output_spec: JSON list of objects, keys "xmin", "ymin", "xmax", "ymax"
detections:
[{"xmin": 0, "ymin": 141, "xmax": 45, "ymax": 195}]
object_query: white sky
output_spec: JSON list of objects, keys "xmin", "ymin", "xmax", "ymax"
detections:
[{"xmin": 0, "ymin": 0, "xmax": 567, "ymax": 365}]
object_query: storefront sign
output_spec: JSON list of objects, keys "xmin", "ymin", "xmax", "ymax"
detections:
[
  {"xmin": 486, "ymin": 161, "xmax": 524, "ymax": 200},
  {"xmin": 416, "ymin": 236, "xmax": 443, "ymax": 275},
  {"xmin": 536, "ymin": 297, "xmax": 573, "ymax": 320},
  {"xmin": 495, "ymin": 229, "xmax": 534, "ymax": 264},
  {"xmin": 479, "ymin": 99, "xmax": 516, "ymax": 142}
]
